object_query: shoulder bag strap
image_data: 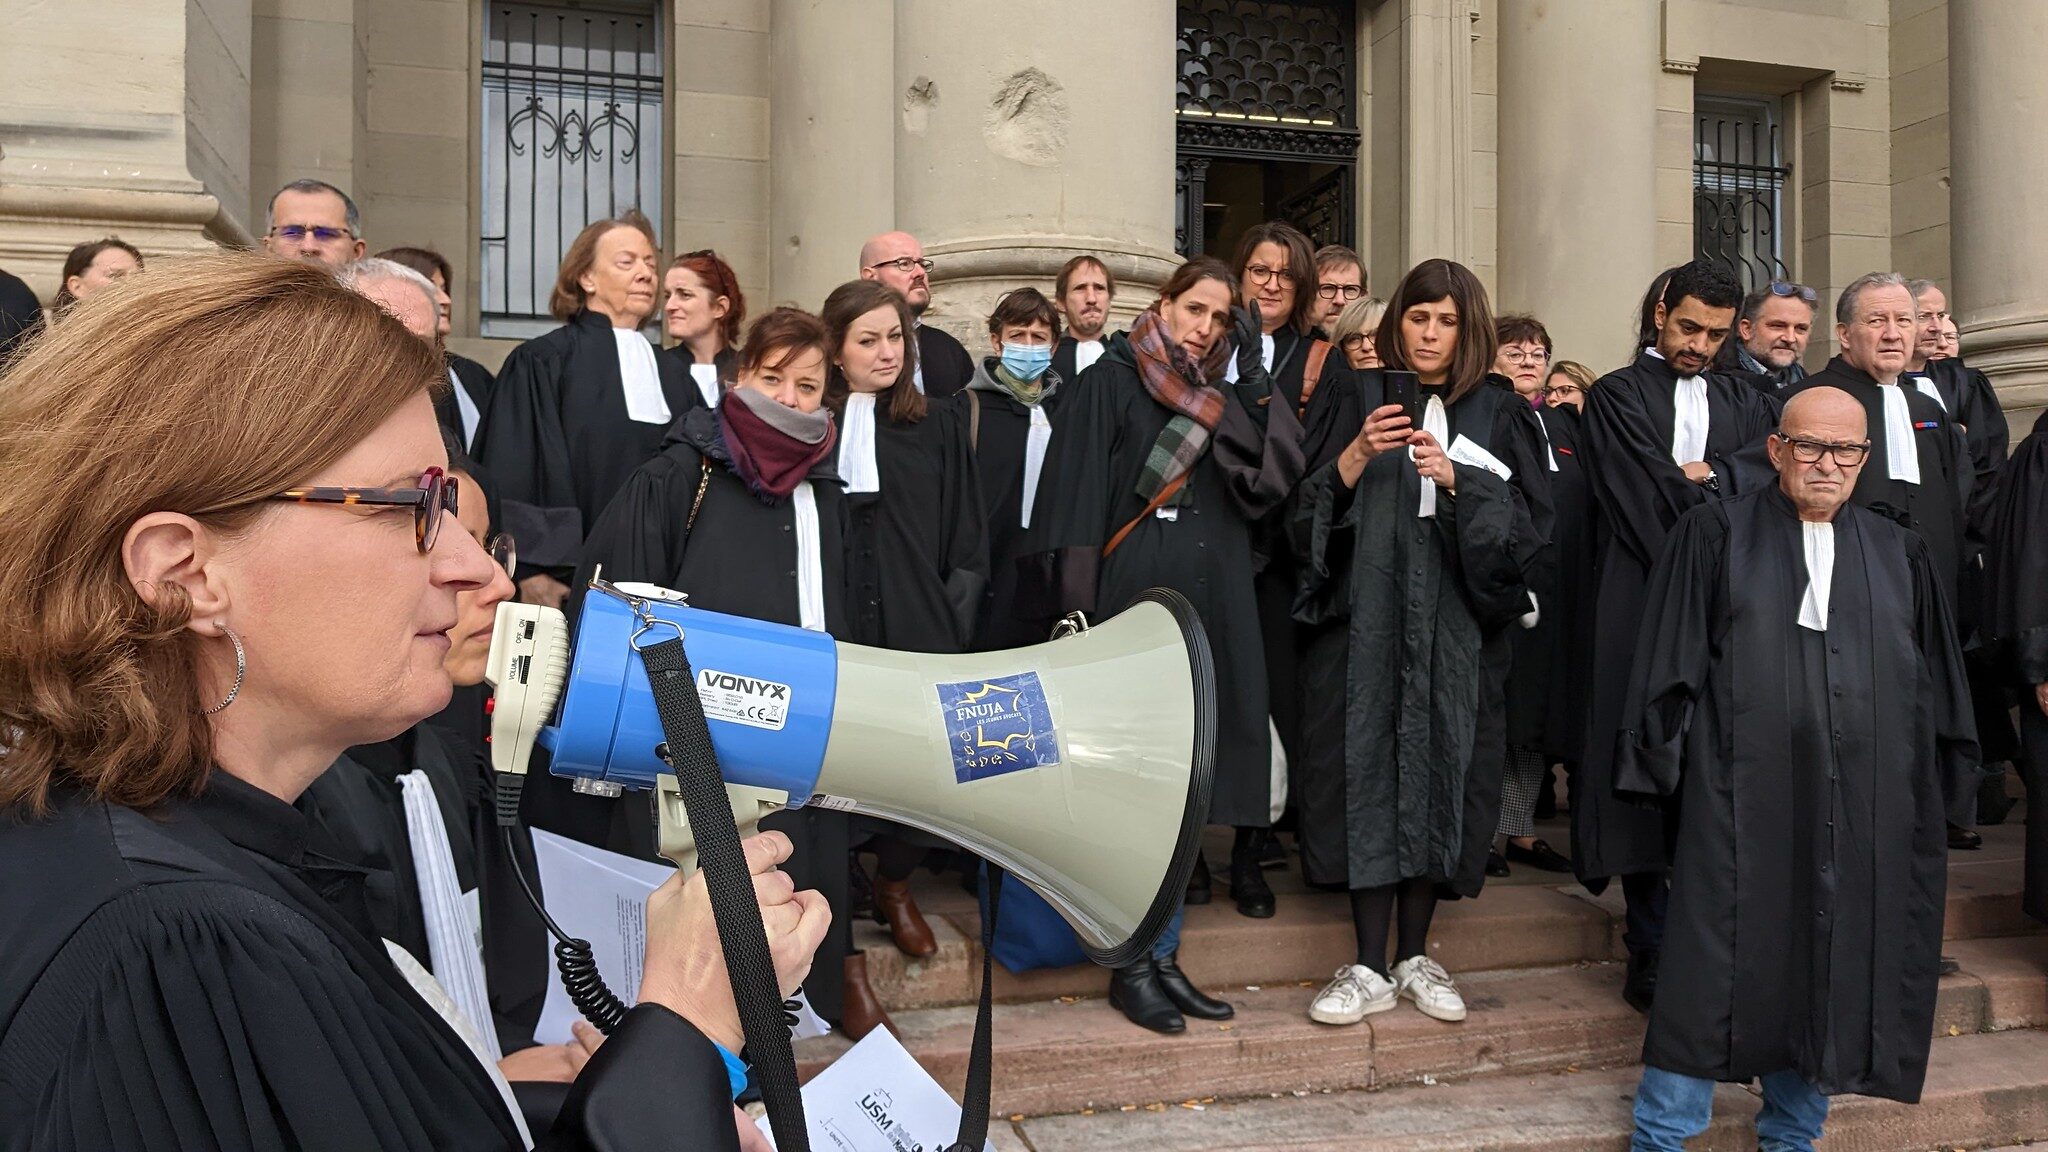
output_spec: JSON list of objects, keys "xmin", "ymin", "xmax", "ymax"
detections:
[
  {"xmin": 1102, "ymin": 474, "xmax": 1187, "ymax": 559},
  {"xmin": 1297, "ymin": 340, "xmax": 1333, "ymax": 420}
]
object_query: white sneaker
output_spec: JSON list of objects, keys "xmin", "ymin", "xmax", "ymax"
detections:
[
  {"xmin": 1392, "ymin": 955, "xmax": 1468, "ymax": 1022},
  {"xmin": 1308, "ymin": 964, "xmax": 1398, "ymax": 1025}
]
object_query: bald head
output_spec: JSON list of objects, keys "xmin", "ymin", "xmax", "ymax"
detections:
[
  {"xmin": 858, "ymin": 230, "xmax": 931, "ymax": 313},
  {"xmin": 1770, "ymin": 386, "xmax": 1868, "ymax": 521}
]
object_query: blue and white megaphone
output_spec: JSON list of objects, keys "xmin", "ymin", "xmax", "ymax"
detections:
[{"xmin": 486, "ymin": 573, "xmax": 1215, "ymax": 968}]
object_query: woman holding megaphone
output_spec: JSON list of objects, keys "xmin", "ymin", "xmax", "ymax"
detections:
[{"xmin": 0, "ymin": 253, "xmax": 826, "ymax": 1151}]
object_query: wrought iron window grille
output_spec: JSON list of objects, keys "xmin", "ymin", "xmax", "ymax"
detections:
[
  {"xmin": 1693, "ymin": 98, "xmax": 1792, "ymax": 294},
  {"xmin": 481, "ymin": 2, "xmax": 663, "ymax": 339}
]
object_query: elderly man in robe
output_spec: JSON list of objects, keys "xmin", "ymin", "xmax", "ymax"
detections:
[{"xmin": 1615, "ymin": 386, "xmax": 1977, "ymax": 1151}]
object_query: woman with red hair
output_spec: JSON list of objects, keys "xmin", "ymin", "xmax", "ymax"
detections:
[{"xmin": 662, "ymin": 249, "xmax": 747, "ymax": 413}]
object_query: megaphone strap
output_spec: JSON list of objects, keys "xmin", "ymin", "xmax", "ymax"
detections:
[
  {"xmin": 637, "ymin": 634, "xmax": 814, "ymax": 1152},
  {"xmin": 947, "ymin": 867, "xmax": 1003, "ymax": 1152}
]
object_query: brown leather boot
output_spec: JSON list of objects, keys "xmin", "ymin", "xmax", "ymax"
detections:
[
  {"xmin": 839, "ymin": 952, "xmax": 895, "ymax": 1041},
  {"xmin": 873, "ymin": 875, "xmax": 938, "ymax": 957}
]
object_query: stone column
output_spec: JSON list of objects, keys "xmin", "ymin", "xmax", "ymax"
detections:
[
  {"xmin": 1395, "ymin": 0, "xmax": 1473, "ymax": 267},
  {"xmin": 768, "ymin": 0, "xmax": 896, "ymax": 312},
  {"xmin": 1950, "ymin": 0, "xmax": 2048, "ymax": 418},
  {"xmin": 0, "ymin": 0, "xmax": 254, "ymax": 301},
  {"xmin": 890, "ymin": 0, "xmax": 1181, "ymax": 343},
  {"xmin": 1494, "ymin": 0, "xmax": 1659, "ymax": 370}
]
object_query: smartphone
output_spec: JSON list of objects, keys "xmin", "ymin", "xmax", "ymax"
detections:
[{"xmin": 1383, "ymin": 370, "xmax": 1423, "ymax": 430}]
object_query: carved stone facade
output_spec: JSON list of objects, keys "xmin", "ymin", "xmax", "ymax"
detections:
[{"xmin": 0, "ymin": 0, "xmax": 2037, "ymax": 420}]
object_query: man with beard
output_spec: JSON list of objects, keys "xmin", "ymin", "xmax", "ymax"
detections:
[
  {"xmin": 1723, "ymin": 281, "xmax": 1816, "ymax": 390},
  {"xmin": 1311, "ymin": 244, "xmax": 1366, "ymax": 333},
  {"xmin": 1578, "ymin": 260, "xmax": 1780, "ymax": 1014},
  {"xmin": 859, "ymin": 231, "xmax": 973, "ymax": 397},
  {"xmin": 1618, "ymin": 386, "xmax": 1975, "ymax": 1150},
  {"xmin": 1052, "ymin": 254, "xmax": 1115, "ymax": 382}
]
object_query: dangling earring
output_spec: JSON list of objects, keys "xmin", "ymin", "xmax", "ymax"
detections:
[{"xmin": 205, "ymin": 625, "xmax": 246, "ymax": 716}]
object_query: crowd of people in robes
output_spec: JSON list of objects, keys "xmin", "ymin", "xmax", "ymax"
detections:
[{"xmin": 2, "ymin": 173, "xmax": 2045, "ymax": 1152}]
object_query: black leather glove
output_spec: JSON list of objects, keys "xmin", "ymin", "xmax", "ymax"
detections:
[{"xmin": 1230, "ymin": 301, "xmax": 1271, "ymax": 401}]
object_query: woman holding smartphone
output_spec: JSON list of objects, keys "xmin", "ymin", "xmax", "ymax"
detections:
[{"xmin": 1290, "ymin": 259, "xmax": 1552, "ymax": 1030}]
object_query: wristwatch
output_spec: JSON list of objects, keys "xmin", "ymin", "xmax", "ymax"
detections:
[{"xmin": 1700, "ymin": 468, "xmax": 1721, "ymax": 492}]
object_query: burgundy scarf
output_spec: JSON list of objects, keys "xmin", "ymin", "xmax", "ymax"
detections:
[{"xmin": 717, "ymin": 387, "xmax": 838, "ymax": 501}]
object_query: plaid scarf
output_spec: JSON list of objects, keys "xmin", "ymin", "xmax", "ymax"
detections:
[{"xmin": 1128, "ymin": 308, "xmax": 1230, "ymax": 502}]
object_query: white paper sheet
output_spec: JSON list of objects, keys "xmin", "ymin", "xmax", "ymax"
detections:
[
  {"xmin": 756, "ymin": 1027, "xmax": 993, "ymax": 1152},
  {"xmin": 529, "ymin": 828, "xmax": 829, "ymax": 1046}
]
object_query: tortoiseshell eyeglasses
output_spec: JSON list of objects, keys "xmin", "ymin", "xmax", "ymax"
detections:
[{"xmin": 269, "ymin": 467, "xmax": 459, "ymax": 554}]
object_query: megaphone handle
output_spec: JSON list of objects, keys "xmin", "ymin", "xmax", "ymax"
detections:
[
  {"xmin": 636, "ymin": 636, "xmax": 812, "ymax": 1152},
  {"xmin": 948, "ymin": 867, "xmax": 1003, "ymax": 1152}
]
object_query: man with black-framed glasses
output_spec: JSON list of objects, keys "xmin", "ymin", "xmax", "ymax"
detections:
[
  {"xmin": 1615, "ymin": 384, "xmax": 1975, "ymax": 1151},
  {"xmin": 1728, "ymin": 280, "xmax": 1816, "ymax": 391},
  {"xmin": 262, "ymin": 179, "xmax": 367, "ymax": 269},
  {"xmin": 858, "ymin": 230, "xmax": 973, "ymax": 397}
]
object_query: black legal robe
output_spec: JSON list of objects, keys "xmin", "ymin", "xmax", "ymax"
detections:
[
  {"xmin": 1926, "ymin": 355, "xmax": 2010, "ymax": 525},
  {"xmin": 1506, "ymin": 402, "xmax": 1596, "ymax": 762},
  {"xmin": 658, "ymin": 344, "xmax": 740, "ymax": 417},
  {"xmin": 472, "ymin": 309, "xmax": 693, "ymax": 575},
  {"xmin": 1982, "ymin": 408, "xmax": 2048, "ymax": 925},
  {"xmin": 1782, "ymin": 359, "xmax": 1969, "ymax": 603},
  {"xmin": 963, "ymin": 362, "xmax": 1067, "ymax": 651},
  {"xmin": 1292, "ymin": 373, "xmax": 1550, "ymax": 894},
  {"xmin": 1027, "ymin": 334, "xmax": 1304, "ymax": 828},
  {"xmin": 842, "ymin": 396, "xmax": 989, "ymax": 654},
  {"xmin": 436, "ymin": 352, "xmax": 499, "ymax": 454},
  {"xmin": 916, "ymin": 324, "xmax": 975, "ymax": 398},
  {"xmin": 1254, "ymin": 330, "xmax": 1349, "ymax": 770},
  {"xmin": 296, "ymin": 730, "xmax": 482, "ymax": 992},
  {"xmin": 0, "ymin": 266, "xmax": 41, "ymax": 362},
  {"xmin": 1575, "ymin": 352, "xmax": 1778, "ymax": 884},
  {"xmin": 1051, "ymin": 332, "xmax": 1118, "ymax": 388},
  {"xmin": 571, "ymin": 406, "xmax": 855, "ymax": 1019},
  {"xmin": 0, "ymin": 775, "xmax": 742, "ymax": 1151},
  {"xmin": 428, "ymin": 684, "xmax": 552, "ymax": 1050},
  {"xmin": 298, "ymin": 723, "xmax": 549, "ymax": 1060},
  {"xmin": 1615, "ymin": 489, "xmax": 1976, "ymax": 1101}
]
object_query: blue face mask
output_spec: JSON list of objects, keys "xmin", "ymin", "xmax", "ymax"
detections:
[{"xmin": 1000, "ymin": 341, "xmax": 1054, "ymax": 382}]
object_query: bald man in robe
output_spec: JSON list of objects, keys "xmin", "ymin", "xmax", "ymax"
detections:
[
  {"xmin": 1616, "ymin": 386, "xmax": 1976, "ymax": 1149},
  {"xmin": 859, "ymin": 231, "xmax": 972, "ymax": 397}
]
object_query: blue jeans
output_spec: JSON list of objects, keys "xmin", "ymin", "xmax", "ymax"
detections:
[
  {"xmin": 1152, "ymin": 907, "xmax": 1184, "ymax": 960},
  {"xmin": 1631, "ymin": 1065, "xmax": 1829, "ymax": 1151}
]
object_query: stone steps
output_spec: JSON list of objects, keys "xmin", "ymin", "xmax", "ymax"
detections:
[
  {"xmin": 798, "ymin": 933, "xmax": 2048, "ymax": 1120},
  {"xmin": 989, "ymin": 1028, "xmax": 2048, "ymax": 1152},
  {"xmin": 863, "ymin": 850, "xmax": 2042, "ymax": 1013}
]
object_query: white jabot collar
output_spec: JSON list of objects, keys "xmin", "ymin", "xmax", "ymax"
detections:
[
  {"xmin": 1416, "ymin": 395, "xmax": 1450, "ymax": 517},
  {"xmin": 1074, "ymin": 338, "xmax": 1106, "ymax": 376},
  {"xmin": 1910, "ymin": 371, "xmax": 1946, "ymax": 412},
  {"xmin": 837, "ymin": 392, "xmax": 881, "ymax": 494},
  {"xmin": 614, "ymin": 329, "xmax": 669, "ymax": 424},
  {"xmin": 448, "ymin": 365, "xmax": 481, "ymax": 450},
  {"xmin": 1798, "ymin": 520, "xmax": 1835, "ymax": 632},
  {"xmin": 1020, "ymin": 406, "xmax": 1053, "ymax": 528},
  {"xmin": 688, "ymin": 361, "xmax": 720, "ymax": 407},
  {"xmin": 1222, "ymin": 332, "xmax": 1277, "ymax": 384},
  {"xmin": 1671, "ymin": 375, "xmax": 1710, "ymax": 466},
  {"xmin": 1877, "ymin": 382, "xmax": 1922, "ymax": 484},
  {"xmin": 793, "ymin": 482, "xmax": 825, "ymax": 631}
]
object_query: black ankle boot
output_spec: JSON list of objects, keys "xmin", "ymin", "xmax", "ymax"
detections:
[
  {"xmin": 1154, "ymin": 951, "xmax": 1234, "ymax": 1020},
  {"xmin": 1108, "ymin": 956, "xmax": 1185, "ymax": 1034},
  {"xmin": 1623, "ymin": 948, "xmax": 1660, "ymax": 1014},
  {"xmin": 1184, "ymin": 853, "xmax": 1212, "ymax": 905},
  {"xmin": 1230, "ymin": 845, "xmax": 1275, "ymax": 918}
]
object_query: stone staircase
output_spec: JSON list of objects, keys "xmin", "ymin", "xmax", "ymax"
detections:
[{"xmin": 796, "ymin": 813, "xmax": 2048, "ymax": 1151}]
